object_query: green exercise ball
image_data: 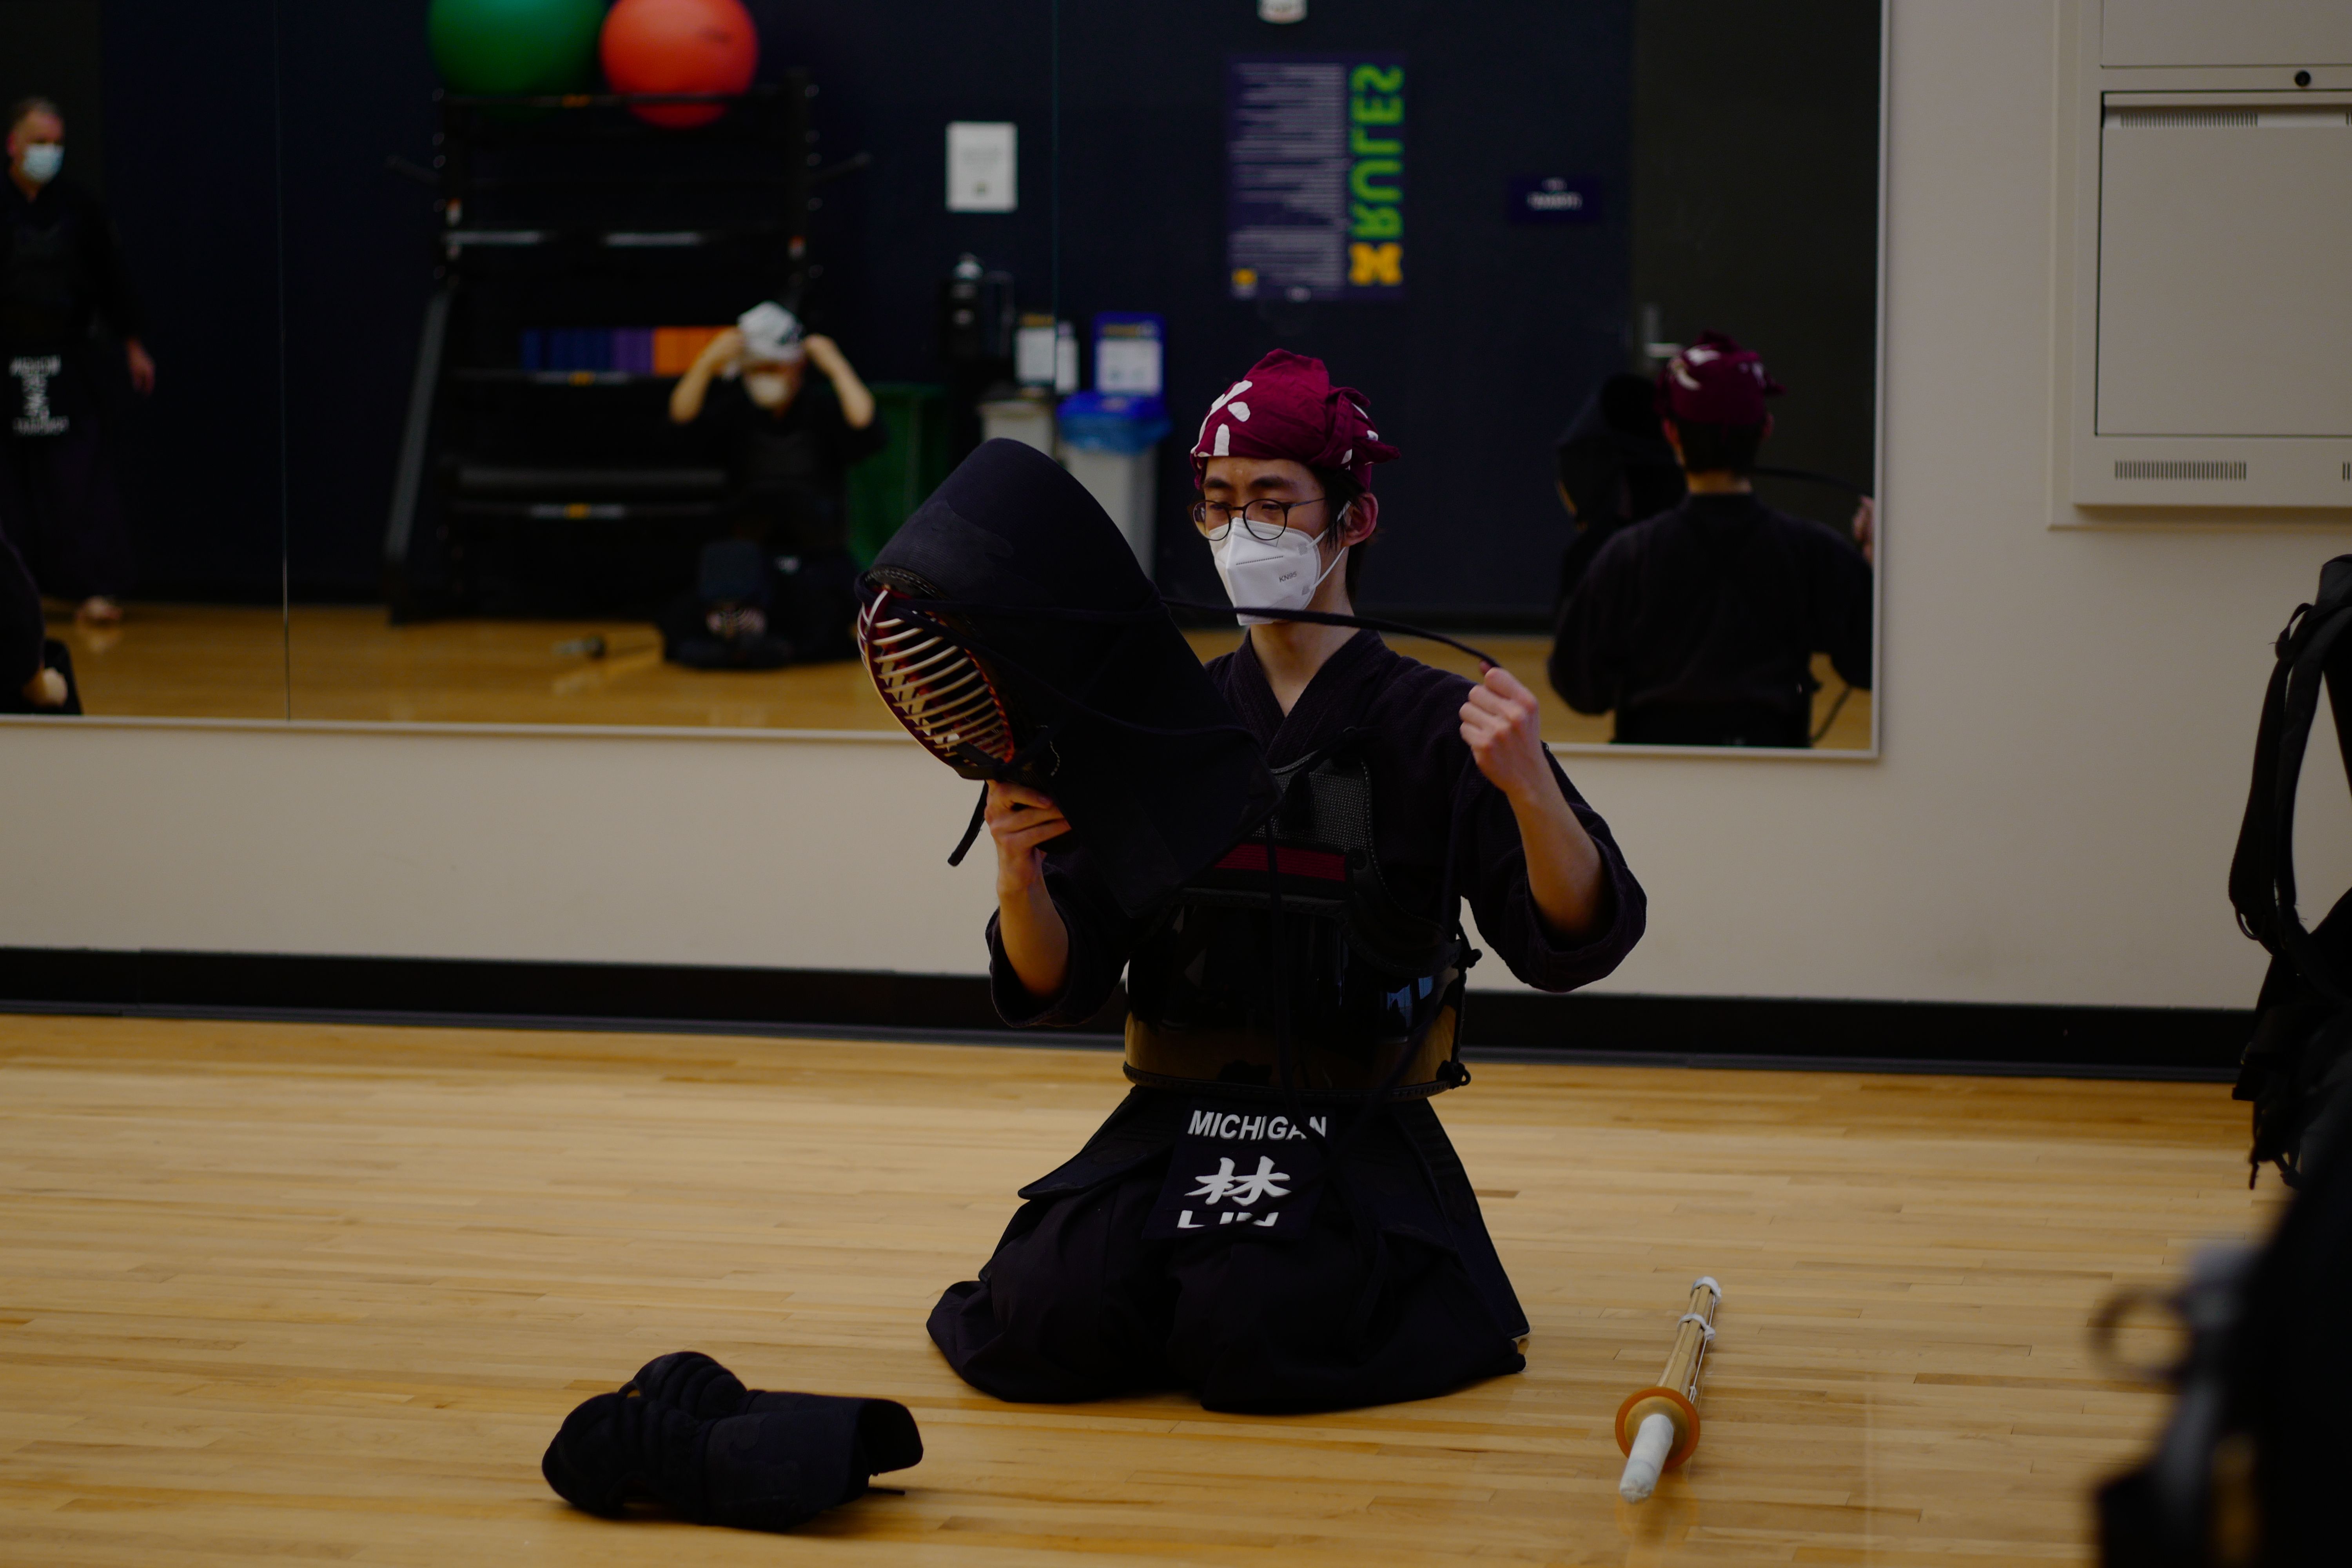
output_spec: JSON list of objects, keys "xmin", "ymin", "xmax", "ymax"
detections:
[{"xmin": 428, "ymin": 0, "xmax": 608, "ymax": 97}]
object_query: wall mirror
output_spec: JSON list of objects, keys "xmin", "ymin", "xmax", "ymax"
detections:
[{"xmin": 5, "ymin": 0, "xmax": 1878, "ymax": 755}]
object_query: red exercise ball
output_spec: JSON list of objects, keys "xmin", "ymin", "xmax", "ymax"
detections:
[{"xmin": 600, "ymin": 0, "xmax": 760, "ymax": 128}]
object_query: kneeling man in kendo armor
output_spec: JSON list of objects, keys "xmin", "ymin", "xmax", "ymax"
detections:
[{"xmin": 927, "ymin": 351, "xmax": 1649, "ymax": 1412}]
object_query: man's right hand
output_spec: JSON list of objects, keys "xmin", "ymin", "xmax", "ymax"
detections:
[
  {"xmin": 987, "ymin": 780, "xmax": 1068, "ymax": 896},
  {"xmin": 987, "ymin": 781, "xmax": 1074, "ymax": 1004}
]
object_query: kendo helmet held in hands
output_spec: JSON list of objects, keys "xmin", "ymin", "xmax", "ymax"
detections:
[{"xmin": 856, "ymin": 439, "xmax": 1277, "ymax": 916}]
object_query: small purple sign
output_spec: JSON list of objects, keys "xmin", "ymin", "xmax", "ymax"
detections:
[{"xmin": 1509, "ymin": 175, "xmax": 1602, "ymax": 225}]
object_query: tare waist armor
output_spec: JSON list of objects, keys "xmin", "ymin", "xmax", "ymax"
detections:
[{"xmin": 1123, "ymin": 737, "xmax": 1472, "ymax": 1101}]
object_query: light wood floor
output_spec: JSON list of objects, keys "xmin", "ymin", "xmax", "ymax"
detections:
[
  {"xmin": 44, "ymin": 604, "xmax": 1873, "ymax": 748},
  {"xmin": 0, "ymin": 1014, "xmax": 2258, "ymax": 1564}
]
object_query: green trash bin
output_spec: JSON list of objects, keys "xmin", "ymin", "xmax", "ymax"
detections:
[{"xmin": 845, "ymin": 383, "xmax": 955, "ymax": 567}]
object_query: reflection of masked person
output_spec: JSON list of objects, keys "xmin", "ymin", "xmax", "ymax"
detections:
[
  {"xmin": 665, "ymin": 302, "xmax": 887, "ymax": 665},
  {"xmin": 2, "ymin": 96, "xmax": 150, "ymax": 628},
  {"xmin": 1550, "ymin": 372, "xmax": 1685, "ymax": 608}
]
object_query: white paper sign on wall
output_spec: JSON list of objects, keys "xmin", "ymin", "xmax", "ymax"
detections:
[
  {"xmin": 947, "ymin": 122, "xmax": 1018, "ymax": 212},
  {"xmin": 1094, "ymin": 314, "xmax": 1165, "ymax": 396}
]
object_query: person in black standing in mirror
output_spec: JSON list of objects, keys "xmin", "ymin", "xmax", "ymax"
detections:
[
  {"xmin": 665, "ymin": 301, "xmax": 885, "ymax": 666},
  {"xmin": 1549, "ymin": 372, "xmax": 1686, "ymax": 611},
  {"xmin": 1, "ymin": 97, "xmax": 151, "ymax": 630},
  {"xmin": 1548, "ymin": 332, "xmax": 1873, "ymax": 748}
]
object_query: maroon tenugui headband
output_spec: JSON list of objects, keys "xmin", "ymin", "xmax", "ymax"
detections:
[
  {"xmin": 1655, "ymin": 330, "xmax": 1784, "ymax": 425},
  {"xmin": 1190, "ymin": 349, "xmax": 1400, "ymax": 489}
]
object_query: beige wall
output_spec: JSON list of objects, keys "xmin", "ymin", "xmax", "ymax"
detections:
[
  {"xmin": 8, "ymin": 0, "xmax": 2352, "ymax": 1010},
  {"xmin": 2, "ymin": 724, "xmax": 1004, "ymax": 974}
]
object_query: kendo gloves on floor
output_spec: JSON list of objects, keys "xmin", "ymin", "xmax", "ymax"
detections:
[{"xmin": 541, "ymin": 1351, "xmax": 922, "ymax": 1532}]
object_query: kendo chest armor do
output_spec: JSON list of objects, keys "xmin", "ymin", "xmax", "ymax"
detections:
[{"xmin": 1123, "ymin": 734, "xmax": 1473, "ymax": 1102}]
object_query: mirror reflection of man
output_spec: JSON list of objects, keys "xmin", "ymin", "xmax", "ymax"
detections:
[
  {"xmin": 2, "ymin": 97, "xmax": 151, "ymax": 629},
  {"xmin": 1548, "ymin": 332, "xmax": 1873, "ymax": 748},
  {"xmin": 667, "ymin": 302, "xmax": 884, "ymax": 664}
]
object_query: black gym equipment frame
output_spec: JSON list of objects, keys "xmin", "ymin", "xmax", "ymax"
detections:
[{"xmin": 382, "ymin": 79, "xmax": 823, "ymax": 621}]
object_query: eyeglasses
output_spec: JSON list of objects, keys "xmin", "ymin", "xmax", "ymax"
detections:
[{"xmin": 1190, "ymin": 495, "xmax": 1329, "ymax": 543}]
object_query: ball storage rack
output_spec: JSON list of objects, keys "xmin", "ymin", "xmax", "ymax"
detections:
[{"xmin": 382, "ymin": 77, "xmax": 830, "ymax": 621}]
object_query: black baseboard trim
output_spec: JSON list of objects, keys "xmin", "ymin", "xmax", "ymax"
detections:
[
  {"xmin": 1461, "ymin": 989, "xmax": 2249, "ymax": 1078},
  {"xmin": 0, "ymin": 946, "xmax": 1131, "ymax": 1034},
  {"xmin": 0, "ymin": 947, "xmax": 2251, "ymax": 1081},
  {"xmin": 1457, "ymin": 1045, "xmax": 2234, "ymax": 1083},
  {"xmin": 0, "ymin": 997, "xmax": 1129, "ymax": 1053}
]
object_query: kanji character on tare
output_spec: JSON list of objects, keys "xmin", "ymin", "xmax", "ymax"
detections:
[{"xmin": 1187, "ymin": 1155, "xmax": 1292, "ymax": 1208}]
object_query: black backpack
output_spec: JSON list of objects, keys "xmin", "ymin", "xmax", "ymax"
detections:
[
  {"xmin": 2098, "ymin": 557, "xmax": 2352, "ymax": 1565},
  {"xmin": 2229, "ymin": 555, "xmax": 2352, "ymax": 1187},
  {"xmin": 2098, "ymin": 1143, "xmax": 2352, "ymax": 1566}
]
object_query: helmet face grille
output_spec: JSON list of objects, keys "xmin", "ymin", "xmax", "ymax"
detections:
[{"xmin": 858, "ymin": 587, "xmax": 1016, "ymax": 776}]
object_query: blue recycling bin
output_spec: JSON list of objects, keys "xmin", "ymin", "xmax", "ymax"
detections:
[{"xmin": 1057, "ymin": 392, "xmax": 1171, "ymax": 570}]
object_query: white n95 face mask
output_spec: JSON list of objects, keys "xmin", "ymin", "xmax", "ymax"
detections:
[
  {"xmin": 1210, "ymin": 523, "xmax": 1345, "ymax": 626},
  {"xmin": 20, "ymin": 144, "xmax": 63, "ymax": 185}
]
